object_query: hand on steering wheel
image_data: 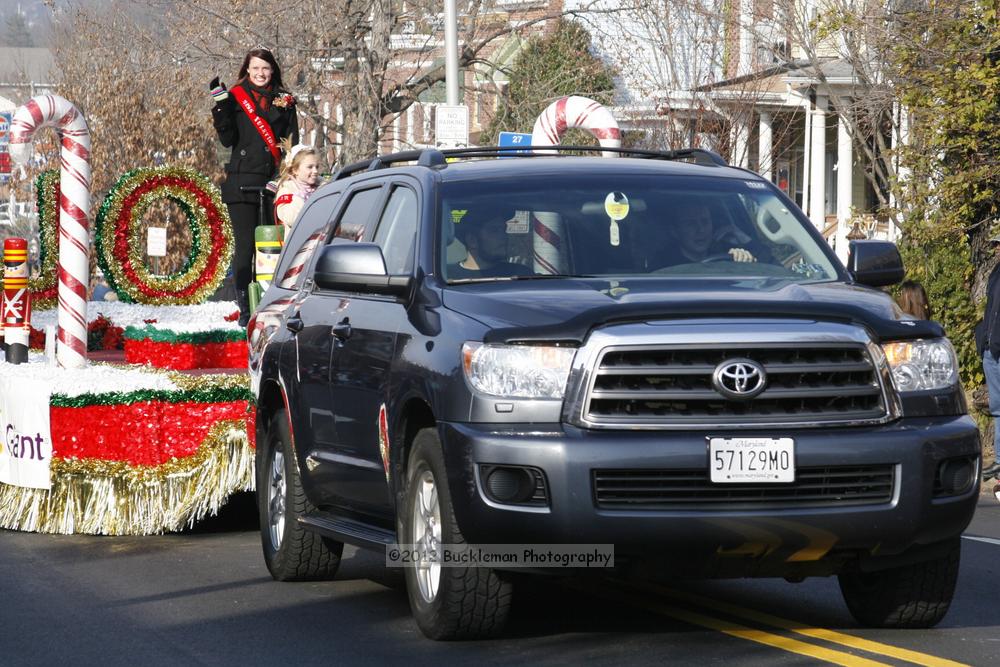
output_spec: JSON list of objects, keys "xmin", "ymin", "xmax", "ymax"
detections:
[
  {"xmin": 727, "ymin": 247, "xmax": 756, "ymax": 263},
  {"xmin": 700, "ymin": 248, "xmax": 756, "ymax": 263}
]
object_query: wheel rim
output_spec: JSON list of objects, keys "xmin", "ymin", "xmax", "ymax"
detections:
[
  {"xmin": 412, "ymin": 469, "xmax": 441, "ymax": 602},
  {"xmin": 267, "ymin": 447, "xmax": 286, "ymax": 550}
]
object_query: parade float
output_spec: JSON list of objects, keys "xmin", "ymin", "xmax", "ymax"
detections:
[{"xmin": 0, "ymin": 95, "xmax": 253, "ymax": 536}]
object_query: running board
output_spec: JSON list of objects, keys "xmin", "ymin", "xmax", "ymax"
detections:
[{"xmin": 299, "ymin": 513, "xmax": 397, "ymax": 551}]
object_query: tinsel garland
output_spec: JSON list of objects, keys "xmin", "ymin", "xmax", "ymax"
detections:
[
  {"xmin": 0, "ymin": 171, "xmax": 58, "ymax": 310},
  {"xmin": 168, "ymin": 370, "xmax": 250, "ymax": 393},
  {"xmin": 49, "ymin": 383, "xmax": 251, "ymax": 407},
  {"xmin": 30, "ymin": 170, "xmax": 60, "ymax": 309},
  {"xmin": 124, "ymin": 339, "xmax": 249, "ymax": 370},
  {"xmin": 0, "ymin": 421, "xmax": 254, "ymax": 535},
  {"xmin": 51, "ymin": 399, "xmax": 250, "ymax": 463},
  {"xmin": 95, "ymin": 166, "xmax": 233, "ymax": 305},
  {"xmin": 123, "ymin": 324, "xmax": 246, "ymax": 344}
]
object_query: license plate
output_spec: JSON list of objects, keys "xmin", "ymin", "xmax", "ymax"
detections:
[{"xmin": 709, "ymin": 437, "xmax": 795, "ymax": 483}]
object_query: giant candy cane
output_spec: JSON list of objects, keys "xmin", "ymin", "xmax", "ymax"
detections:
[
  {"xmin": 9, "ymin": 95, "xmax": 91, "ymax": 368},
  {"xmin": 529, "ymin": 97, "xmax": 620, "ymax": 274},
  {"xmin": 530, "ymin": 95, "xmax": 621, "ymax": 158}
]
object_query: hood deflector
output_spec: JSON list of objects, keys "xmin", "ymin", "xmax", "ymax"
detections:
[{"xmin": 482, "ymin": 300, "xmax": 941, "ymax": 345}]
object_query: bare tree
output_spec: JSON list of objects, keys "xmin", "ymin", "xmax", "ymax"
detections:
[
  {"xmin": 579, "ymin": 0, "xmax": 798, "ymax": 170},
  {"xmin": 114, "ymin": 0, "xmax": 593, "ymax": 165}
]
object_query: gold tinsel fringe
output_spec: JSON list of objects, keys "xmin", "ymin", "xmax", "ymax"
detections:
[{"xmin": 0, "ymin": 420, "xmax": 254, "ymax": 536}]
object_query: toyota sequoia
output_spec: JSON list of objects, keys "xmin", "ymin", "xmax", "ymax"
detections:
[{"xmin": 248, "ymin": 146, "xmax": 979, "ymax": 640}]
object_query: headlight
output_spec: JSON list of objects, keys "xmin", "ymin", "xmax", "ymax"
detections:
[
  {"xmin": 462, "ymin": 342, "xmax": 575, "ymax": 399},
  {"xmin": 881, "ymin": 338, "xmax": 958, "ymax": 392}
]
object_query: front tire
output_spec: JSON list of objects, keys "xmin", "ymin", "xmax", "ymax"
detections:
[
  {"xmin": 258, "ymin": 409, "xmax": 343, "ymax": 581},
  {"xmin": 838, "ymin": 539, "xmax": 960, "ymax": 628},
  {"xmin": 400, "ymin": 427, "xmax": 513, "ymax": 639}
]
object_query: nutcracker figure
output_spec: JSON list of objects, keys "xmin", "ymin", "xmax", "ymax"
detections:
[{"xmin": 3, "ymin": 238, "xmax": 31, "ymax": 364}]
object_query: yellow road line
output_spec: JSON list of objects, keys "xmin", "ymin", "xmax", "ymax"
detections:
[
  {"xmin": 651, "ymin": 605, "xmax": 890, "ymax": 667},
  {"xmin": 585, "ymin": 582, "xmax": 890, "ymax": 667},
  {"xmin": 647, "ymin": 584, "xmax": 968, "ymax": 667}
]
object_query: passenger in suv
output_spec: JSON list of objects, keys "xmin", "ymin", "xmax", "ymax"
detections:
[
  {"xmin": 248, "ymin": 146, "xmax": 979, "ymax": 640},
  {"xmin": 447, "ymin": 210, "xmax": 529, "ymax": 279}
]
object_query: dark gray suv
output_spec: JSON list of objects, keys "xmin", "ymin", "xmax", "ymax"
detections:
[{"xmin": 248, "ymin": 146, "xmax": 979, "ymax": 640}]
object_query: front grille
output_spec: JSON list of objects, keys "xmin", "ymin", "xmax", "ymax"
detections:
[
  {"xmin": 593, "ymin": 465, "xmax": 895, "ymax": 510},
  {"xmin": 584, "ymin": 343, "xmax": 887, "ymax": 427}
]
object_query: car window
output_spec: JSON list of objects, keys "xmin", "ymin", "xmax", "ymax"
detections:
[
  {"xmin": 373, "ymin": 186, "xmax": 418, "ymax": 275},
  {"xmin": 439, "ymin": 174, "xmax": 839, "ymax": 283},
  {"xmin": 329, "ymin": 186, "xmax": 383, "ymax": 244},
  {"xmin": 274, "ymin": 191, "xmax": 341, "ymax": 290}
]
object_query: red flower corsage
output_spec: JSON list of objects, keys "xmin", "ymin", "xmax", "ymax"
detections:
[{"xmin": 273, "ymin": 93, "xmax": 295, "ymax": 108}]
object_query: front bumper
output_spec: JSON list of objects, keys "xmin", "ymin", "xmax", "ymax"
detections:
[{"xmin": 438, "ymin": 416, "xmax": 980, "ymax": 576}]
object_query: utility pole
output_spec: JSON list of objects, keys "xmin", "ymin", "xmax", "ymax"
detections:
[{"xmin": 444, "ymin": 0, "xmax": 459, "ymax": 106}]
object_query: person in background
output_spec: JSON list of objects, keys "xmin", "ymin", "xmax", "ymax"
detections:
[
  {"xmin": 896, "ymin": 280, "xmax": 932, "ymax": 319},
  {"xmin": 273, "ymin": 143, "xmax": 321, "ymax": 231},
  {"xmin": 977, "ymin": 238, "xmax": 1000, "ymax": 479},
  {"xmin": 210, "ymin": 46, "xmax": 298, "ymax": 325}
]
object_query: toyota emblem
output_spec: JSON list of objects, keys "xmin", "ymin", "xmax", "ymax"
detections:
[{"xmin": 712, "ymin": 358, "xmax": 767, "ymax": 400}]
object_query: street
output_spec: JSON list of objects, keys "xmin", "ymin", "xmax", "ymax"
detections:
[{"xmin": 2, "ymin": 492, "xmax": 999, "ymax": 666}]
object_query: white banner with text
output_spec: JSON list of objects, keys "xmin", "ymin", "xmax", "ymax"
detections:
[{"xmin": 0, "ymin": 373, "xmax": 53, "ymax": 489}]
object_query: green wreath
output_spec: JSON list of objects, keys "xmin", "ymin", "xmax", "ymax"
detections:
[
  {"xmin": 0, "ymin": 170, "xmax": 58, "ymax": 309},
  {"xmin": 95, "ymin": 166, "xmax": 233, "ymax": 305}
]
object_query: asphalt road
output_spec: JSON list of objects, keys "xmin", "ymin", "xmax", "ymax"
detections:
[{"xmin": 3, "ymin": 491, "xmax": 1000, "ymax": 666}]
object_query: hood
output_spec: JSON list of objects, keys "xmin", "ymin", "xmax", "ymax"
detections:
[{"xmin": 441, "ymin": 277, "xmax": 941, "ymax": 343}]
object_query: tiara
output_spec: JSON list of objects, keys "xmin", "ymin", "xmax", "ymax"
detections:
[{"xmin": 252, "ymin": 44, "xmax": 273, "ymax": 54}]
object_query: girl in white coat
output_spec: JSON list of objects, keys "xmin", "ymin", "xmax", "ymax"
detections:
[{"xmin": 273, "ymin": 144, "xmax": 321, "ymax": 231}]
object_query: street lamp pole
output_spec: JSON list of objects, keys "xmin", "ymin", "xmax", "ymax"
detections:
[{"xmin": 444, "ymin": 0, "xmax": 459, "ymax": 106}]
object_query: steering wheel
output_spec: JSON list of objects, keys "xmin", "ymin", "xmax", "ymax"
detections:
[{"xmin": 700, "ymin": 253, "xmax": 733, "ymax": 264}]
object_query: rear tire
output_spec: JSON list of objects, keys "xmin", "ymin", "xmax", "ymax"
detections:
[
  {"xmin": 400, "ymin": 427, "xmax": 513, "ymax": 639},
  {"xmin": 258, "ymin": 409, "xmax": 343, "ymax": 581},
  {"xmin": 838, "ymin": 540, "xmax": 960, "ymax": 628}
]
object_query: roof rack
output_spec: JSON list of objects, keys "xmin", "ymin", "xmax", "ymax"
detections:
[{"xmin": 331, "ymin": 144, "xmax": 728, "ymax": 181}]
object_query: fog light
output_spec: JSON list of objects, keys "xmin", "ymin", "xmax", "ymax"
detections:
[
  {"xmin": 935, "ymin": 457, "xmax": 975, "ymax": 496},
  {"xmin": 485, "ymin": 466, "xmax": 534, "ymax": 503}
]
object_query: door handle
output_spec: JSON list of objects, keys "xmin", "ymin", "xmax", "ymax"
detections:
[
  {"xmin": 286, "ymin": 314, "xmax": 304, "ymax": 333},
  {"xmin": 332, "ymin": 318, "xmax": 352, "ymax": 341}
]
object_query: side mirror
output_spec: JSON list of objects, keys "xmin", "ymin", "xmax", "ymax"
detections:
[
  {"xmin": 313, "ymin": 242, "xmax": 412, "ymax": 297},
  {"xmin": 847, "ymin": 240, "xmax": 905, "ymax": 287}
]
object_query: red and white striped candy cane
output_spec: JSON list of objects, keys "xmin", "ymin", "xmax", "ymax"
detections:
[
  {"xmin": 531, "ymin": 211, "xmax": 567, "ymax": 276},
  {"xmin": 9, "ymin": 95, "xmax": 91, "ymax": 369},
  {"xmin": 531, "ymin": 95, "xmax": 621, "ymax": 158}
]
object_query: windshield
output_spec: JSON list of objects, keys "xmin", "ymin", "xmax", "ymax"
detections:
[{"xmin": 440, "ymin": 173, "xmax": 840, "ymax": 284}]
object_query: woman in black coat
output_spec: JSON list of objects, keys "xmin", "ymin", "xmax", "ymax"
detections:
[{"xmin": 210, "ymin": 47, "xmax": 298, "ymax": 324}]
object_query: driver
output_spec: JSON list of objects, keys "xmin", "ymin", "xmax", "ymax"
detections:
[{"xmin": 660, "ymin": 202, "xmax": 756, "ymax": 265}]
